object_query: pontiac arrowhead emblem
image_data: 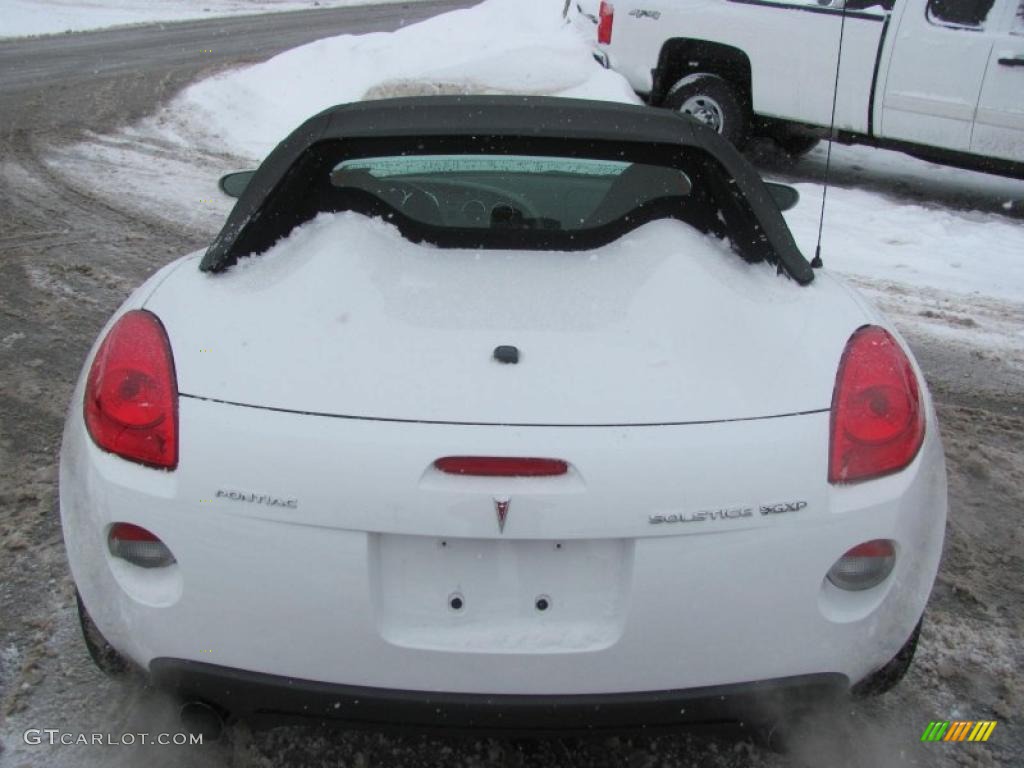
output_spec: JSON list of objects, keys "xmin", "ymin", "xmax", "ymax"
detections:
[{"xmin": 494, "ymin": 497, "xmax": 511, "ymax": 533}]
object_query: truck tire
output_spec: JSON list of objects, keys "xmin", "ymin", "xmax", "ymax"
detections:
[
  {"xmin": 664, "ymin": 73, "xmax": 749, "ymax": 147},
  {"xmin": 772, "ymin": 130, "xmax": 820, "ymax": 159}
]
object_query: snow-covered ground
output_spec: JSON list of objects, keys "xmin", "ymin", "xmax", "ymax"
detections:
[
  {"xmin": 45, "ymin": 0, "xmax": 636, "ymax": 227},
  {"xmin": 0, "ymin": 0, "xmax": 434, "ymax": 39},
  {"xmin": 44, "ymin": 0, "xmax": 1024, "ymax": 367},
  {"xmin": 147, "ymin": 0, "xmax": 635, "ymax": 159}
]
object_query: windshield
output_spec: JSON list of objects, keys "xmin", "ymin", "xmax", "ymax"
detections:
[{"xmin": 331, "ymin": 155, "xmax": 693, "ymax": 231}]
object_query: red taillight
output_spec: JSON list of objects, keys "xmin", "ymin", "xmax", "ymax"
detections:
[
  {"xmin": 84, "ymin": 310, "xmax": 178, "ymax": 469},
  {"xmin": 435, "ymin": 457, "xmax": 569, "ymax": 477},
  {"xmin": 829, "ymin": 326, "xmax": 924, "ymax": 484},
  {"xmin": 597, "ymin": 1, "xmax": 614, "ymax": 44}
]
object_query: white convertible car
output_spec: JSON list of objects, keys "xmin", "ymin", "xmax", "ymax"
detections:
[{"xmin": 61, "ymin": 96, "xmax": 946, "ymax": 733}]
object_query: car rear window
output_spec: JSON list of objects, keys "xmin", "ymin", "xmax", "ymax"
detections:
[
  {"xmin": 330, "ymin": 155, "xmax": 693, "ymax": 232},
  {"xmin": 214, "ymin": 137, "xmax": 806, "ymax": 282}
]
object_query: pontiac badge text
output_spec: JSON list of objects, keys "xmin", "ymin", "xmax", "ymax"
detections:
[{"xmin": 216, "ymin": 489, "xmax": 298, "ymax": 509}]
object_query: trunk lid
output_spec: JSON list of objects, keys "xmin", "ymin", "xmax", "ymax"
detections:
[{"xmin": 146, "ymin": 214, "xmax": 866, "ymax": 425}]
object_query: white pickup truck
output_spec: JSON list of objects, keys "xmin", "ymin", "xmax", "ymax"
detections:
[{"xmin": 568, "ymin": 0, "xmax": 1024, "ymax": 176}]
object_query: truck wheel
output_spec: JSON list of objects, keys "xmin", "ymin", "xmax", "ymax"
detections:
[
  {"xmin": 664, "ymin": 73, "xmax": 749, "ymax": 147},
  {"xmin": 773, "ymin": 130, "xmax": 820, "ymax": 159},
  {"xmin": 76, "ymin": 590, "xmax": 131, "ymax": 678}
]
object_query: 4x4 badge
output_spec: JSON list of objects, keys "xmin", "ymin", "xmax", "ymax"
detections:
[{"xmin": 494, "ymin": 497, "xmax": 511, "ymax": 533}]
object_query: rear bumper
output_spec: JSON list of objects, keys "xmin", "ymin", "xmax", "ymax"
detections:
[
  {"xmin": 62, "ymin": 394, "xmax": 947, "ymax": 698},
  {"xmin": 150, "ymin": 658, "xmax": 846, "ymax": 733}
]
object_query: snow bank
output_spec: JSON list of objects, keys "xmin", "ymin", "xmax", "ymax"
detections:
[
  {"xmin": 163, "ymin": 0, "xmax": 639, "ymax": 159},
  {"xmin": 0, "ymin": 0, "xmax": 431, "ymax": 39},
  {"xmin": 785, "ymin": 179, "xmax": 1024, "ymax": 304}
]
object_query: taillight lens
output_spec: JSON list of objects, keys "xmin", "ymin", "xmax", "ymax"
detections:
[
  {"xmin": 84, "ymin": 310, "xmax": 178, "ymax": 469},
  {"xmin": 829, "ymin": 326, "xmax": 924, "ymax": 484},
  {"xmin": 108, "ymin": 523, "xmax": 176, "ymax": 568},
  {"xmin": 827, "ymin": 539, "xmax": 895, "ymax": 591},
  {"xmin": 435, "ymin": 457, "xmax": 569, "ymax": 477},
  {"xmin": 597, "ymin": 1, "xmax": 614, "ymax": 44}
]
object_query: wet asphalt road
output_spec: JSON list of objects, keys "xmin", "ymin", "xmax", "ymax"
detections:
[{"xmin": 0, "ymin": 1, "xmax": 471, "ymax": 136}]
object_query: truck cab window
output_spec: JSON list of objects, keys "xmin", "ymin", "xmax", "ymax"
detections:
[{"xmin": 926, "ymin": 0, "xmax": 996, "ymax": 27}]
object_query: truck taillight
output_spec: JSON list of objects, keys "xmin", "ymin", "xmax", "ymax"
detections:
[
  {"xmin": 829, "ymin": 326, "xmax": 924, "ymax": 484},
  {"xmin": 598, "ymin": 2, "xmax": 614, "ymax": 45},
  {"xmin": 84, "ymin": 310, "xmax": 179, "ymax": 469}
]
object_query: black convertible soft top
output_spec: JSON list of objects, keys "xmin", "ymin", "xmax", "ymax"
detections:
[{"xmin": 201, "ymin": 96, "xmax": 814, "ymax": 285}]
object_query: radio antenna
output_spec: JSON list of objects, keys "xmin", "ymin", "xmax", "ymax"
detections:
[{"xmin": 812, "ymin": 0, "xmax": 851, "ymax": 269}]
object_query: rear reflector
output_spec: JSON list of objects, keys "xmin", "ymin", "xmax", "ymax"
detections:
[
  {"xmin": 108, "ymin": 523, "xmax": 176, "ymax": 569},
  {"xmin": 434, "ymin": 457, "xmax": 569, "ymax": 477},
  {"xmin": 598, "ymin": 2, "xmax": 614, "ymax": 45},
  {"xmin": 827, "ymin": 539, "xmax": 895, "ymax": 591}
]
